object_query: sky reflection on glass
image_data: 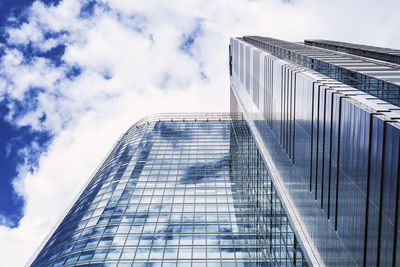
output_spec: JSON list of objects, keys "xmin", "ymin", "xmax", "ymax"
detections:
[{"xmin": 32, "ymin": 117, "xmax": 306, "ymax": 266}]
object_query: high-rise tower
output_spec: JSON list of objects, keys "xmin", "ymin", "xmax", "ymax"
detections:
[
  {"xmin": 230, "ymin": 36, "xmax": 400, "ymax": 266},
  {"xmin": 31, "ymin": 36, "xmax": 400, "ymax": 266},
  {"xmin": 31, "ymin": 114, "xmax": 308, "ymax": 266}
]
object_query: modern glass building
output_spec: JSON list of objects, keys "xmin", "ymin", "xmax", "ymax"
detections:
[
  {"xmin": 30, "ymin": 114, "xmax": 308, "ymax": 266},
  {"xmin": 31, "ymin": 36, "xmax": 400, "ymax": 266},
  {"xmin": 230, "ymin": 36, "xmax": 400, "ymax": 266}
]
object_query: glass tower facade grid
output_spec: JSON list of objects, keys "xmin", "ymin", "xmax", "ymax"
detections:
[{"xmin": 31, "ymin": 114, "xmax": 307, "ymax": 266}]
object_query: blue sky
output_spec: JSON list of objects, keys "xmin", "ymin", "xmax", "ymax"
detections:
[
  {"xmin": 0, "ymin": 0, "xmax": 201, "ymax": 226},
  {"xmin": 0, "ymin": 0, "xmax": 41, "ymax": 227},
  {"xmin": 0, "ymin": 0, "xmax": 35, "ymax": 26},
  {"xmin": 0, "ymin": 0, "xmax": 33, "ymax": 225},
  {"xmin": 0, "ymin": 0, "xmax": 61, "ymax": 228},
  {"xmin": 0, "ymin": 0, "xmax": 399, "ymax": 266}
]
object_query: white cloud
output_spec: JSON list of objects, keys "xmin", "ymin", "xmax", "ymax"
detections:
[
  {"xmin": 0, "ymin": 214, "xmax": 16, "ymax": 228},
  {"xmin": 0, "ymin": 0, "xmax": 399, "ymax": 266}
]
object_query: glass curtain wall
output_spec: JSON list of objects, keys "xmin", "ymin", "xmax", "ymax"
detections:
[
  {"xmin": 31, "ymin": 114, "xmax": 307, "ymax": 267},
  {"xmin": 230, "ymin": 36, "xmax": 400, "ymax": 266}
]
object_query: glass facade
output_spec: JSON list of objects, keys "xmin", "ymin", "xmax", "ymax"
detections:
[
  {"xmin": 243, "ymin": 36, "xmax": 400, "ymax": 106},
  {"xmin": 304, "ymin": 39, "xmax": 400, "ymax": 65},
  {"xmin": 31, "ymin": 114, "xmax": 307, "ymax": 266},
  {"xmin": 230, "ymin": 120, "xmax": 306, "ymax": 266},
  {"xmin": 230, "ymin": 37, "xmax": 400, "ymax": 266}
]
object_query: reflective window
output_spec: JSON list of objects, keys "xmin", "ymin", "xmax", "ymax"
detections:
[{"xmin": 32, "ymin": 116, "xmax": 307, "ymax": 266}]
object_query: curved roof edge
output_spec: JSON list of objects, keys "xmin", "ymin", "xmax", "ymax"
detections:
[{"xmin": 124, "ymin": 112, "xmax": 239, "ymax": 134}]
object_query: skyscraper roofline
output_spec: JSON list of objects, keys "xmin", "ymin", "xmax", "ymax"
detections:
[{"xmin": 243, "ymin": 35, "xmax": 400, "ymax": 106}]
